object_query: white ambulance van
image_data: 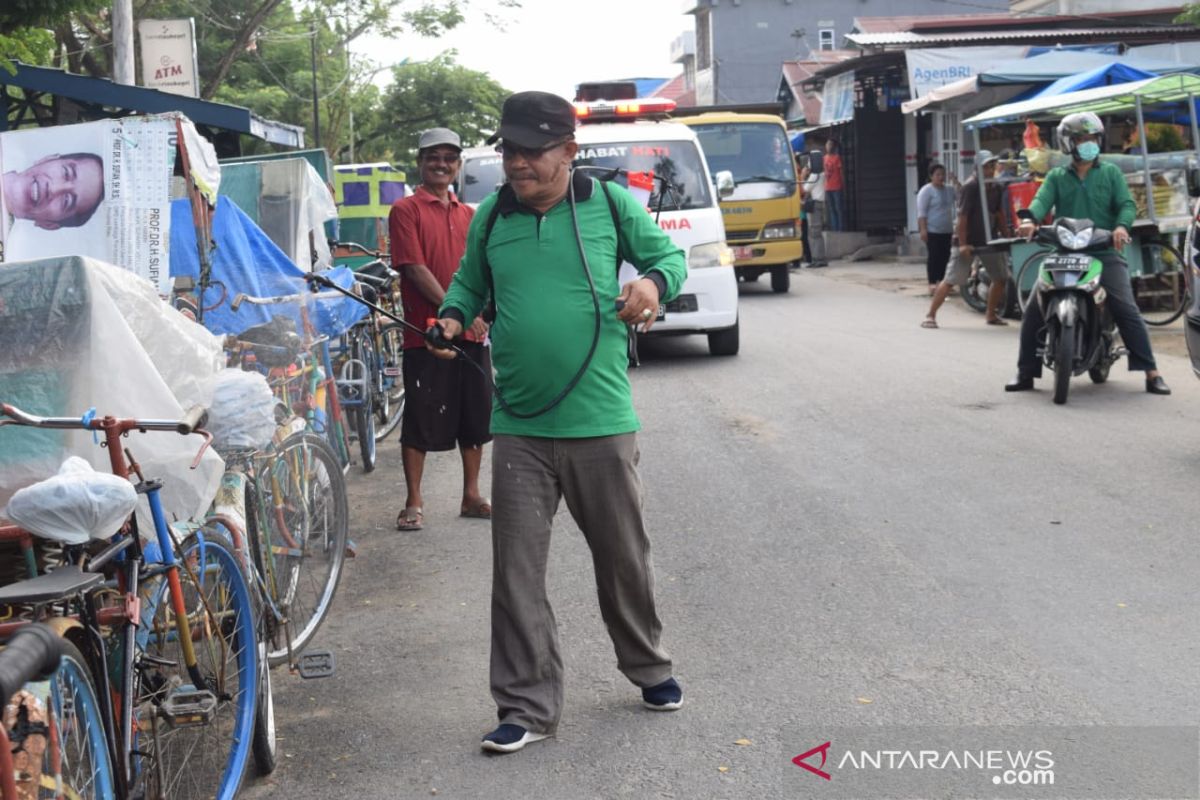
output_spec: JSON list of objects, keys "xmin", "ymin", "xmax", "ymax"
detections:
[{"xmin": 459, "ymin": 98, "xmax": 740, "ymax": 356}]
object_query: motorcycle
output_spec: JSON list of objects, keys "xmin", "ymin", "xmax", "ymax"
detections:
[
  {"xmin": 1031, "ymin": 217, "xmax": 1124, "ymax": 405},
  {"xmin": 960, "ymin": 244, "xmax": 1021, "ymax": 319}
]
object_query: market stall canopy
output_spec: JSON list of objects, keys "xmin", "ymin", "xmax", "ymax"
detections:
[
  {"xmin": 901, "ymin": 77, "xmax": 1025, "ymax": 114},
  {"xmin": 978, "ymin": 51, "xmax": 1195, "ymax": 85},
  {"xmin": 0, "ymin": 61, "xmax": 305, "ymax": 152},
  {"xmin": 964, "ymin": 73, "xmax": 1200, "ymax": 127}
]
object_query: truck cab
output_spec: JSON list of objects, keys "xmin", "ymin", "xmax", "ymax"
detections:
[{"xmin": 674, "ymin": 112, "xmax": 803, "ymax": 293}]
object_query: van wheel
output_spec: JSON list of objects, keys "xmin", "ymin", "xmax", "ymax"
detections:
[
  {"xmin": 771, "ymin": 266, "xmax": 790, "ymax": 293},
  {"xmin": 708, "ymin": 321, "xmax": 740, "ymax": 356}
]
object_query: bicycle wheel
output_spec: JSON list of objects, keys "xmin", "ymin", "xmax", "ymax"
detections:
[
  {"xmin": 352, "ymin": 332, "xmax": 377, "ymax": 473},
  {"xmin": 13, "ymin": 637, "xmax": 118, "ymax": 799},
  {"xmin": 375, "ymin": 323, "xmax": 405, "ymax": 442},
  {"xmin": 1131, "ymin": 240, "xmax": 1187, "ymax": 326},
  {"xmin": 254, "ymin": 433, "xmax": 349, "ymax": 665},
  {"xmin": 136, "ymin": 532, "xmax": 257, "ymax": 800},
  {"xmin": 959, "ymin": 256, "xmax": 989, "ymax": 313}
]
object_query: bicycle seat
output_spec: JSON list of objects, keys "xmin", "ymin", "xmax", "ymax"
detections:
[
  {"xmin": 0, "ymin": 564, "xmax": 104, "ymax": 605},
  {"xmin": 238, "ymin": 316, "xmax": 304, "ymax": 367},
  {"xmin": 4, "ymin": 457, "xmax": 138, "ymax": 545}
]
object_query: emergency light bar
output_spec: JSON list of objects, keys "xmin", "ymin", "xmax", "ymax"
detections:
[{"xmin": 574, "ymin": 98, "xmax": 677, "ymax": 122}]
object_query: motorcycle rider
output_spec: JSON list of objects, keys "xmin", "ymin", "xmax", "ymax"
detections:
[{"xmin": 1006, "ymin": 112, "xmax": 1170, "ymax": 395}]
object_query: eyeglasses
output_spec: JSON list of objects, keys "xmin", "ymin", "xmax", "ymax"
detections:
[
  {"xmin": 496, "ymin": 138, "xmax": 569, "ymax": 160},
  {"xmin": 422, "ymin": 153, "xmax": 461, "ymax": 165}
]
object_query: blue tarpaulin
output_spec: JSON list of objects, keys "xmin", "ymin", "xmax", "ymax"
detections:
[
  {"xmin": 1032, "ymin": 63, "xmax": 1157, "ymax": 99},
  {"xmin": 169, "ymin": 196, "xmax": 367, "ymax": 337}
]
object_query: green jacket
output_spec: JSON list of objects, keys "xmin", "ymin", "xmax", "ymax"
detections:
[
  {"xmin": 441, "ymin": 173, "xmax": 687, "ymax": 438},
  {"xmin": 1026, "ymin": 159, "xmax": 1136, "ymax": 234}
]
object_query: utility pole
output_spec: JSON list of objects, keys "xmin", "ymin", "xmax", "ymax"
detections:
[
  {"xmin": 112, "ymin": 0, "xmax": 135, "ymax": 85},
  {"xmin": 310, "ymin": 19, "xmax": 321, "ymax": 148}
]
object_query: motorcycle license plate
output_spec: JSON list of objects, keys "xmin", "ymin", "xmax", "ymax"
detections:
[{"xmin": 1043, "ymin": 254, "xmax": 1092, "ymax": 269}]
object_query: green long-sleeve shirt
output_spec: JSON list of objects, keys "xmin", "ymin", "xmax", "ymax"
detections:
[
  {"xmin": 1026, "ymin": 160, "xmax": 1136, "ymax": 234},
  {"xmin": 441, "ymin": 173, "xmax": 687, "ymax": 438}
]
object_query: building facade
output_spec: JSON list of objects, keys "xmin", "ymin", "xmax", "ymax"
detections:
[{"xmin": 683, "ymin": 0, "xmax": 1009, "ymax": 106}]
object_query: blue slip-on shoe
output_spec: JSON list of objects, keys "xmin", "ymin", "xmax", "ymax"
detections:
[
  {"xmin": 642, "ymin": 677, "xmax": 684, "ymax": 711},
  {"xmin": 481, "ymin": 723, "xmax": 548, "ymax": 754}
]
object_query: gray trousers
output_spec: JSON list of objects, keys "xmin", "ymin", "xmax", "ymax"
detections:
[
  {"xmin": 489, "ymin": 433, "xmax": 673, "ymax": 734},
  {"xmin": 807, "ymin": 202, "xmax": 827, "ymax": 262}
]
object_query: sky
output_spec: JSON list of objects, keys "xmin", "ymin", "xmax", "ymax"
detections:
[{"xmin": 355, "ymin": 0, "xmax": 693, "ymax": 102}]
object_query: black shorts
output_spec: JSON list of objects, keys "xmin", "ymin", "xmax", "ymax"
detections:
[{"xmin": 400, "ymin": 343, "xmax": 493, "ymax": 452}]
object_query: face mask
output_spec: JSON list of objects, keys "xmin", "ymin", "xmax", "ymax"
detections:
[{"xmin": 1076, "ymin": 141, "xmax": 1100, "ymax": 161}]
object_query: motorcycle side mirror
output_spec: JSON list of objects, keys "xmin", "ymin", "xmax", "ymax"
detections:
[
  {"xmin": 714, "ymin": 170, "xmax": 735, "ymax": 199},
  {"xmin": 1188, "ymin": 166, "xmax": 1200, "ymax": 198}
]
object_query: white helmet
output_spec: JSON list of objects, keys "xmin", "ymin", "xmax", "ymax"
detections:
[{"xmin": 1056, "ymin": 112, "xmax": 1104, "ymax": 157}]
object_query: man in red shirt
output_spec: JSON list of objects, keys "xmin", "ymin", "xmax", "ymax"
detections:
[
  {"xmin": 389, "ymin": 128, "xmax": 492, "ymax": 531},
  {"xmin": 823, "ymin": 139, "xmax": 845, "ymax": 232}
]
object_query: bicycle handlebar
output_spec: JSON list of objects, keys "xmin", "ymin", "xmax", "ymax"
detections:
[
  {"xmin": 232, "ymin": 289, "xmax": 348, "ymax": 311},
  {"xmin": 0, "ymin": 403, "xmax": 214, "ymax": 468},
  {"xmin": 333, "ymin": 241, "xmax": 384, "ymax": 259},
  {"xmin": 0, "ymin": 624, "xmax": 63, "ymax": 707}
]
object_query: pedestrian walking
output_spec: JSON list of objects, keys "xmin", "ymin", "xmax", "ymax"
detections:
[
  {"xmin": 803, "ymin": 161, "xmax": 828, "ymax": 267},
  {"xmin": 389, "ymin": 127, "xmax": 493, "ymax": 531},
  {"xmin": 923, "ymin": 151, "xmax": 1011, "ymax": 328},
  {"xmin": 917, "ymin": 162, "xmax": 956, "ymax": 293},
  {"xmin": 798, "ymin": 162, "xmax": 814, "ymax": 266},
  {"xmin": 428, "ymin": 91, "xmax": 688, "ymax": 754}
]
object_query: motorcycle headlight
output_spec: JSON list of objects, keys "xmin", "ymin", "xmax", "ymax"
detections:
[
  {"xmin": 689, "ymin": 242, "xmax": 734, "ymax": 268},
  {"xmin": 1055, "ymin": 225, "xmax": 1094, "ymax": 251},
  {"xmin": 761, "ymin": 220, "xmax": 797, "ymax": 240}
]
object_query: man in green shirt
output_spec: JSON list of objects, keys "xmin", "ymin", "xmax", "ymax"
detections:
[
  {"xmin": 1006, "ymin": 112, "xmax": 1170, "ymax": 395},
  {"xmin": 428, "ymin": 91, "xmax": 689, "ymax": 753}
]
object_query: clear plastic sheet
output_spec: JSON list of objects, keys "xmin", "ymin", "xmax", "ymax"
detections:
[
  {"xmin": 0, "ymin": 256, "xmax": 225, "ymax": 529},
  {"xmin": 208, "ymin": 369, "xmax": 276, "ymax": 454},
  {"xmin": 4, "ymin": 457, "xmax": 138, "ymax": 544}
]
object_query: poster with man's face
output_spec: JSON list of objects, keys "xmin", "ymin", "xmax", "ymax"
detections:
[{"xmin": 0, "ymin": 117, "xmax": 176, "ymax": 294}]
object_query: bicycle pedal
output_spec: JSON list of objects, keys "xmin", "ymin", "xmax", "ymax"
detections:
[
  {"xmin": 159, "ymin": 688, "xmax": 218, "ymax": 728},
  {"xmin": 344, "ymin": 539, "xmax": 358, "ymax": 559},
  {"xmin": 296, "ymin": 650, "xmax": 335, "ymax": 679}
]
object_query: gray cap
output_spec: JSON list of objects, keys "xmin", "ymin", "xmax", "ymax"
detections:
[
  {"xmin": 418, "ymin": 127, "xmax": 462, "ymax": 151},
  {"xmin": 977, "ymin": 149, "xmax": 1000, "ymax": 166}
]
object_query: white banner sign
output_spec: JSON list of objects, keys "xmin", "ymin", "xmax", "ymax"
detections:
[
  {"xmin": 138, "ymin": 18, "xmax": 200, "ymax": 97},
  {"xmin": 820, "ymin": 71, "xmax": 855, "ymax": 125},
  {"xmin": 0, "ymin": 117, "xmax": 177, "ymax": 294},
  {"xmin": 905, "ymin": 46, "xmax": 1028, "ymax": 99}
]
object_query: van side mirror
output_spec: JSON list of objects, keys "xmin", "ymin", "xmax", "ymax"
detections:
[
  {"xmin": 808, "ymin": 150, "xmax": 825, "ymax": 174},
  {"xmin": 715, "ymin": 170, "xmax": 735, "ymax": 199}
]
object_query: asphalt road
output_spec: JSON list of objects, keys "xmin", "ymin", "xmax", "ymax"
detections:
[{"xmin": 242, "ymin": 261, "xmax": 1200, "ymax": 800}]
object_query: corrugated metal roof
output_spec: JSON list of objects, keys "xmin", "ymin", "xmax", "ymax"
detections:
[{"xmin": 847, "ymin": 26, "xmax": 1195, "ymax": 47}]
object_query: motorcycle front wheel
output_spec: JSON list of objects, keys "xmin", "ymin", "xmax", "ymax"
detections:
[{"xmin": 1053, "ymin": 324, "xmax": 1075, "ymax": 405}]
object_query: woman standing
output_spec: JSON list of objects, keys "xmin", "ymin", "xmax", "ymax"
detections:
[{"xmin": 916, "ymin": 163, "xmax": 956, "ymax": 294}]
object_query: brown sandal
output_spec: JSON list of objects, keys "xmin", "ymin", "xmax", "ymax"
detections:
[{"xmin": 396, "ymin": 507, "xmax": 423, "ymax": 531}]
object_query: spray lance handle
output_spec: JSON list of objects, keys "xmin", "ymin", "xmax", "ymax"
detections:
[{"xmin": 425, "ymin": 317, "xmax": 454, "ymax": 350}]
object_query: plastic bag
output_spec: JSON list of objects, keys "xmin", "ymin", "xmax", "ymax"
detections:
[
  {"xmin": 4, "ymin": 457, "xmax": 137, "ymax": 545},
  {"xmin": 207, "ymin": 369, "xmax": 277, "ymax": 454}
]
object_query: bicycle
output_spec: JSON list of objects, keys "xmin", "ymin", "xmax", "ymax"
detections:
[
  {"xmin": 0, "ymin": 404, "xmax": 259, "ymax": 800},
  {"xmin": 231, "ymin": 287, "xmax": 356, "ymax": 471},
  {"xmin": 0, "ymin": 622, "xmax": 115, "ymax": 799},
  {"xmin": 208, "ymin": 431, "xmax": 349, "ymax": 671}
]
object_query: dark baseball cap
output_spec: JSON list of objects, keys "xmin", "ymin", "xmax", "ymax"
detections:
[{"xmin": 486, "ymin": 91, "xmax": 576, "ymax": 148}]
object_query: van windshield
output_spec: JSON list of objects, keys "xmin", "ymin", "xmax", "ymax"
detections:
[
  {"xmin": 460, "ymin": 154, "xmax": 505, "ymax": 205},
  {"xmin": 688, "ymin": 122, "xmax": 797, "ymax": 200},
  {"xmin": 572, "ymin": 140, "xmax": 712, "ymax": 212}
]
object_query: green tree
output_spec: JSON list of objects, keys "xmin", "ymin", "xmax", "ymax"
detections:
[
  {"xmin": 365, "ymin": 52, "xmax": 509, "ymax": 166},
  {"xmin": 0, "ymin": 0, "xmax": 105, "ymax": 68},
  {"xmin": 1177, "ymin": 5, "xmax": 1200, "ymax": 25}
]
